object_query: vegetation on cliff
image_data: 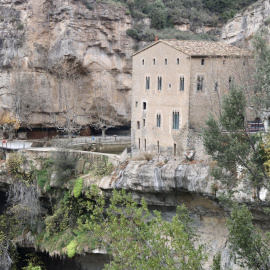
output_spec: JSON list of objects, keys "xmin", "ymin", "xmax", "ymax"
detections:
[{"xmin": 93, "ymin": 0, "xmax": 257, "ymax": 41}]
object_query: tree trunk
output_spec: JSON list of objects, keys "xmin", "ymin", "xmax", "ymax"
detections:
[
  {"xmin": 101, "ymin": 128, "xmax": 107, "ymax": 138},
  {"xmin": 8, "ymin": 131, "xmax": 14, "ymax": 141}
]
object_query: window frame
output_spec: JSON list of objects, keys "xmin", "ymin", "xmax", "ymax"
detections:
[
  {"xmin": 156, "ymin": 114, "xmax": 161, "ymax": 128},
  {"xmin": 146, "ymin": 76, "xmax": 150, "ymax": 90},
  {"xmin": 180, "ymin": 76, "xmax": 184, "ymax": 91},
  {"xmin": 158, "ymin": 76, "xmax": 162, "ymax": 91},
  {"xmin": 172, "ymin": 111, "xmax": 179, "ymax": 130},
  {"xmin": 197, "ymin": 75, "xmax": 204, "ymax": 91}
]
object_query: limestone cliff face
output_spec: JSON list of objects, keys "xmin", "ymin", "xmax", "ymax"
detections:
[
  {"xmin": 0, "ymin": 0, "xmax": 133, "ymax": 129},
  {"xmin": 221, "ymin": 0, "xmax": 270, "ymax": 44}
]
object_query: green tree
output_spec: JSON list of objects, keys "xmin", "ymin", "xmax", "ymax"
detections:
[
  {"xmin": 76, "ymin": 186, "xmax": 208, "ymax": 269},
  {"xmin": 202, "ymin": 87, "xmax": 268, "ymax": 198},
  {"xmin": 150, "ymin": 0, "xmax": 168, "ymax": 30},
  {"xmin": 227, "ymin": 204, "xmax": 270, "ymax": 270}
]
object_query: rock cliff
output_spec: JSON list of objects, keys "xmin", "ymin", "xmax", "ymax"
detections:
[
  {"xmin": 221, "ymin": 0, "xmax": 270, "ymax": 44},
  {"xmin": 0, "ymin": 0, "xmax": 133, "ymax": 129}
]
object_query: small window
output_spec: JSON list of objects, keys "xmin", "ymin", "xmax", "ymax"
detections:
[
  {"xmin": 144, "ymin": 139, "xmax": 146, "ymax": 151},
  {"xmin": 157, "ymin": 114, "xmax": 161, "ymax": 127},
  {"xmin": 174, "ymin": 143, "xmax": 176, "ymax": 156},
  {"xmin": 137, "ymin": 121, "xmax": 140, "ymax": 130},
  {"xmin": 177, "ymin": 58, "xmax": 180, "ymax": 65},
  {"xmin": 157, "ymin": 141, "xmax": 160, "ymax": 153},
  {"xmin": 165, "ymin": 58, "xmax": 167, "ymax": 65},
  {"xmin": 143, "ymin": 119, "xmax": 145, "ymax": 127},
  {"xmin": 169, "ymin": 83, "xmax": 172, "ymax": 89},
  {"xmin": 146, "ymin": 76, "xmax": 150, "ymax": 90},
  {"xmin": 143, "ymin": 102, "xmax": 146, "ymax": 110},
  {"xmin": 223, "ymin": 60, "xmax": 226, "ymax": 65},
  {"xmin": 197, "ymin": 76, "xmax": 204, "ymax": 91},
  {"xmin": 153, "ymin": 59, "xmax": 156, "ymax": 65},
  {"xmin": 142, "ymin": 59, "xmax": 145, "ymax": 65},
  {"xmin": 138, "ymin": 138, "xmax": 140, "ymax": 149},
  {"xmin": 158, "ymin": 76, "xmax": 162, "ymax": 90},
  {"xmin": 180, "ymin": 76, "xmax": 184, "ymax": 91},
  {"xmin": 135, "ymin": 101, "xmax": 138, "ymax": 107},
  {"xmin": 214, "ymin": 82, "xmax": 218, "ymax": 91},
  {"xmin": 172, "ymin": 111, "xmax": 179, "ymax": 130},
  {"xmin": 201, "ymin": 59, "xmax": 205, "ymax": 65}
]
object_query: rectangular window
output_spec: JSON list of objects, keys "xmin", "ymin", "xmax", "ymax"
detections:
[
  {"xmin": 143, "ymin": 102, "xmax": 146, "ymax": 110},
  {"xmin": 142, "ymin": 59, "xmax": 145, "ymax": 65},
  {"xmin": 177, "ymin": 58, "xmax": 180, "ymax": 65},
  {"xmin": 138, "ymin": 138, "xmax": 140, "ymax": 149},
  {"xmin": 153, "ymin": 59, "xmax": 156, "ymax": 65},
  {"xmin": 143, "ymin": 119, "xmax": 145, "ymax": 126},
  {"xmin": 144, "ymin": 139, "xmax": 146, "ymax": 151},
  {"xmin": 174, "ymin": 143, "xmax": 176, "ymax": 156},
  {"xmin": 197, "ymin": 76, "xmax": 204, "ymax": 91},
  {"xmin": 180, "ymin": 76, "xmax": 184, "ymax": 91},
  {"xmin": 157, "ymin": 141, "xmax": 160, "ymax": 153},
  {"xmin": 146, "ymin": 76, "xmax": 150, "ymax": 90},
  {"xmin": 135, "ymin": 101, "xmax": 138, "ymax": 107},
  {"xmin": 172, "ymin": 112, "xmax": 179, "ymax": 130},
  {"xmin": 165, "ymin": 59, "xmax": 167, "ymax": 65},
  {"xmin": 137, "ymin": 121, "xmax": 140, "ymax": 130},
  {"xmin": 201, "ymin": 59, "xmax": 205, "ymax": 65},
  {"xmin": 156, "ymin": 114, "xmax": 161, "ymax": 127},
  {"xmin": 158, "ymin": 76, "xmax": 162, "ymax": 90}
]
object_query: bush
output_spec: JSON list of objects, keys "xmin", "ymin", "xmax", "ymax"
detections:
[
  {"xmin": 36, "ymin": 169, "xmax": 48, "ymax": 189},
  {"xmin": 53, "ymin": 149, "xmax": 77, "ymax": 185},
  {"xmin": 44, "ymin": 202, "xmax": 69, "ymax": 236},
  {"xmin": 6, "ymin": 153, "xmax": 22, "ymax": 175},
  {"xmin": 90, "ymin": 156, "xmax": 114, "ymax": 177},
  {"xmin": 126, "ymin": 26, "xmax": 217, "ymax": 42},
  {"xmin": 67, "ymin": 240, "xmax": 77, "ymax": 258},
  {"xmin": 73, "ymin": 178, "xmax": 84, "ymax": 198},
  {"xmin": 84, "ymin": 0, "xmax": 93, "ymax": 10}
]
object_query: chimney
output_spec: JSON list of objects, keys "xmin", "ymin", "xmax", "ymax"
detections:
[{"xmin": 155, "ymin": 36, "xmax": 158, "ymax": 42}]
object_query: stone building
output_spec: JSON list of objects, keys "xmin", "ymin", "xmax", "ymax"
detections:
[{"xmin": 131, "ymin": 39, "xmax": 252, "ymax": 157}]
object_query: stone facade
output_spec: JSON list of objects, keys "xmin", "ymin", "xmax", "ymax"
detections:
[{"xmin": 131, "ymin": 40, "xmax": 252, "ymax": 158}]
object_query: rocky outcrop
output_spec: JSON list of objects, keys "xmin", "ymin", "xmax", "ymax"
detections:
[
  {"xmin": 99, "ymin": 159, "xmax": 270, "ymax": 269},
  {"xmin": 0, "ymin": 0, "xmax": 133, "ymax": 129},
  {"xmin": 221, "ymin": 0, "xmax": 270, "ymax": 44}
]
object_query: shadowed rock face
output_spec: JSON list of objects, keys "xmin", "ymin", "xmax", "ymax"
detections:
[{"xmin": 0, "ymin": 0, "xmax": 133, "ymax": 129}]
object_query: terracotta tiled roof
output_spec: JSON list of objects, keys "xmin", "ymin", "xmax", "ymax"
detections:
[{"xmin": 133, "ymin": 40, "xmax": 250, "ymax": 57}]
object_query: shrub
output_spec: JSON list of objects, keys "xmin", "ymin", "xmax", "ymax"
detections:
[
  {"xmin": 84, "ymin": 0, "xmax": 93, "ymax": 10},
  {"xmin": 17, "ymin": 23, "xmax": 24, "ymax": 30},
  {"xmin": 73, "ymin": 178, "xmax": 84, "ymax": 198},
  {"xmin": 53, "ymin": 149, "xmax": 77, "ymax": 185},
  {"xmin": 6, "ymin": 153, "xmax": 22, "ymax": 175},
  {"xmin": 91, "ymin": 156, "xmax": 114, "ymax": 177},
  {"xmin": 36, "ymin": 169, "xmax": 48, "ymax": 189},
  {"xmin": 67, "ymin": 240, "xmax": 77, "ymax": 258},
  {"xmin": 44, "ymin": 203, "xmax": 69, "ymax": 236},
  {"xmin": 126, "ymin": 26, "xmax": 217, "ymax": 42}
]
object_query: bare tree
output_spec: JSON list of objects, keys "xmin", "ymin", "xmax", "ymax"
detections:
[{"xmin": 89, "ymin": 69, "xmax": 129, "ymax": 138}]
